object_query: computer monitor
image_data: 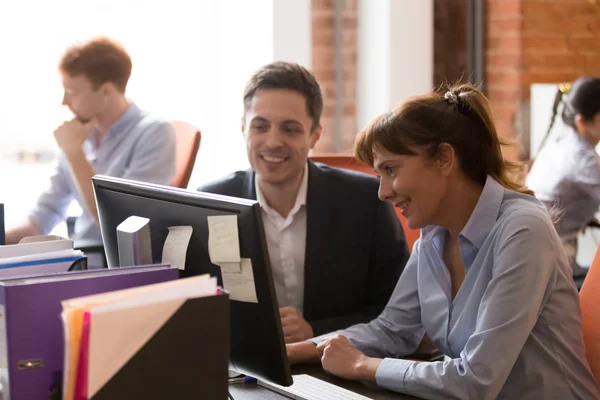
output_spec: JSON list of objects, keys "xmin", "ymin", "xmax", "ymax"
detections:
[{"xmin": 92, "ymin": 175, "xmax": 292, "ymax": 387}]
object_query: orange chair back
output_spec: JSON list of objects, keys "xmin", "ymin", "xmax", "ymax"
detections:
[
  {"xmin": 580, "ymin": 245, "xmax": 600, "ymax": 382},
  {"xmin": 309, "ymin": 153, "xmax": 420, "ymax": 252},
  {"xmin": 171, "ymin": 121, "xmax": 201, "ymax": 189}
]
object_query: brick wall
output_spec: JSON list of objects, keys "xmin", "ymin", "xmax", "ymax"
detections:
[
  {"xmin": 434, "ymin": 0, "xmax": 467, "ymax": 87},
  {"xmin": 312, "ymin": 1, "xmax": 474, "ymax": 154},
  {"xmin": 485, "ymin": 0, "xmax": 523, "ymax": 161},
  {"xmin": 311, "ymin": 0, "xmax": 600, "ymax": 158},
  {"xmin": 486, "ymin": 0, "xmax": 600, "ymax": 160},
  {"xmin": 522, "ymin": 0, "xmax": 600, "ymax": 88},
  {"xmin": 312, "ymin": 0, "xmax": 465, "ymax": 154},
  {"xmin": 311, "ymin": 0, "xmax": 357, "ymax": 153}
]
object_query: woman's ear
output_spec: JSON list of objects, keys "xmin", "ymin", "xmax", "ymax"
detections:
[
  {"xmin": 575, "ymin": 114, "xmax": 588, "ymax": 135},
  {"xmin": 436, "ymin": 143, "xmax": 455, "ymax": 176}
]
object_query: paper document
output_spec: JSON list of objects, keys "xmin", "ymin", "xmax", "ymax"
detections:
[
  {"xmin": 207, "ymin": 215, "xmax": 241, "ymax": 263},
  {"xmin": 218, "ymin": 258, "xmax": 257, "ymax": 303},
  {"xmin": 161, "ymin": 226, "xmax": 193, "ymax": 270},
  {"xmin": 218, "ymin": 262, "xmax": 242, "ymax": 274},
  {"xmin": 19, "ymin": 235, "xmax": 65, "ymax": 244},
  {"xmin": 0, "ymin": 237, "xmax": 74, "ymax": 259}
]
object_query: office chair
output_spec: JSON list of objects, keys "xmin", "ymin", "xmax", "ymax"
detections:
[
  {"xmin": 568, "ymin": 220, "xmax": 600, "ymax": 289},
  {"xmin": 171, "ymin": 120, "xmax": 201, "ymax": 189},
  {"xmin": 309, "ymin": 153, "xmax": 420, "ymax": 252},
  {"xmin": 580, "ymin": 244, "xmax": 600, "ymax": 383},
  {"xmin": 71, "ymin": 120, "xmax": 201, "ymax": 266}
]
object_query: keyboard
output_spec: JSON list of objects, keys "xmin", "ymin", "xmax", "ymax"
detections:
[{"xmin": 257, "ymin": 374, "xmax": 373, "ymax": 400}]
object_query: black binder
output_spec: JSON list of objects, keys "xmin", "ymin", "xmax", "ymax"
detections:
[{"xmin": 92, "ymin": 293, "xmax": 230, "ymax": 400}]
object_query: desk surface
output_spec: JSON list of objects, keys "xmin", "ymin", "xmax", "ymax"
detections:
[{"xmin": 229, "ymin": 364, "xmax": 420, "ymax": 400}]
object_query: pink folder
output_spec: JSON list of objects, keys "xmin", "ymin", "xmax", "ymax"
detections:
[{"xmin": 74, "ymin": 311, "xmax": 91, "ymax": 400}]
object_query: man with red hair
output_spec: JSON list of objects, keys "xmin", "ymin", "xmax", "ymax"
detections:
[{"xmin": 7, "ymin": 37, "xmax": 176, "ymax": 244}]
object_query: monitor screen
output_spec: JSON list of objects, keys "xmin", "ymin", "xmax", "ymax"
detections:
[{"xmin": 92, "ymin": 175, "xmax": 292, "ymax": 386}]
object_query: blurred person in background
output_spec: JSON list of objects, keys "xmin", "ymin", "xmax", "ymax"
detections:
[
  {"xmin": 527, "ymin": 76, "xmax": 600, "ymax": 279},
  {"xmin": 6, "ymin": 37, "xmax": 176, "ymax": 244}
]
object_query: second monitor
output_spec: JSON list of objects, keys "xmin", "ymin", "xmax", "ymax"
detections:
[{"xmin": 92, "ymin": 174, "xmax": 292, "ymax": 387}]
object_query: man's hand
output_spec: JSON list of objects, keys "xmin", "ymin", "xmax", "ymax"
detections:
[
  {"xmin": 280, "ymin": 307, "xmax": 314, "ymax": 344},
  {"xmin": 53, "ymin": 119, "xmax": 99, "ymax": 223},
  {"xmin": 316, "ymin": 335, "xmax": 381, "ymax": 382},
  {"xmin": 54, "ymin": 119, "xmax": 94, "ymax": 156}
]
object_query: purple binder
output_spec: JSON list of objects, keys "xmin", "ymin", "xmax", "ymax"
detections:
[{"xmin": 0, "ymin": 264, "xmax": 179, "ymax": 399}]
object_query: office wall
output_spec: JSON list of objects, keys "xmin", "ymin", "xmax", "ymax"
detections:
[
  {"xmin": 355, "ymin": 0, "xmax": 389, "ymax": 140},
  {"xmin": 311, "ymin": 0, "xmax": 358, "ymax": 153},
  {"xmin": 0, "ymin": 0, "xmax": 281, "ymax": 187},
  {"xmin": 356, "ymin": 0, "xmax": 433, "ymax": 141},
  {"xmin": 0, "ymin": 0, "xmax": 313, "ymax": 229},
  {"xmin": 273, "ymin": 0, "xmax": 312, "ymax": 66},
  {"xmin": 312, "ymin": 0, "xmax": 464, "ymax": 154},
  {"xmin": 433, "ymin": 0, "xmax": 467, "ymax": 87}
]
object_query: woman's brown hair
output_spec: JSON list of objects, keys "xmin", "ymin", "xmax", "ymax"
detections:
[{"xmin": 355, "ymin": 83, "xmax": 533, "ymax": 196}]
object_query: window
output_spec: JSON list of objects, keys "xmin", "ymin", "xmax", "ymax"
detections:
[{"xmin": 0, "ymin": 0, "xmax": 277, "ymax": 229}]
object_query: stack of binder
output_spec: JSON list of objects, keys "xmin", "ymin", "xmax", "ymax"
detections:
[
  {"xmin": 0, "ymin": 264, "xmax": 178, "ymax": 399},
  {"xmin": 0, "ymin": 235, "xmax": 87, "ymax": 278},
  {"xmin": 62, "ymin": 275, "xmax": 230, "ymax": 400}
]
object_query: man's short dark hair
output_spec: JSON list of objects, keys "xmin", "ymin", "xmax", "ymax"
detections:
[{"xmin": 243, "ymin": 62, "xmax": 323, "ymax": 132}]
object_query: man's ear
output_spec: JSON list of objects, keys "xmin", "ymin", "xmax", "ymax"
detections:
[
  {"xmin": 310, "ymin": 124, "xmax": 323, "ymax": 149},
  {"xmin": 101, "ymin": 82, "xmax": 115, "ymax": 97},
  {"xmin": 436, "ymin": 143, "xmax": 455, "ymax": 176}
]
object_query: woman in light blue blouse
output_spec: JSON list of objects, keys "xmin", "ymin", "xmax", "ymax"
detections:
[
  {"xmin": 527, "ymin": 77, "xmax": 600, "ymax": 278},
  {"xmin": 287, "ymin": 83, "xmax": 600, "ymax": 399}
]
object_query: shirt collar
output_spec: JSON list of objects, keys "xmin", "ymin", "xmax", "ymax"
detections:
[
  {"xmin": 568, "ymin": 126, "xmax": 596, "ymax": 150},
  {"xmin": 89, "ymin": 100, "xmax": 141, "ymax": 147},
  {"xmin": 421, "ymin": 175, "xmax": 504, "ymax": 249},
  {"xmin": 255, "ymin": 162, "xmax": 309, "ymax": 218}
]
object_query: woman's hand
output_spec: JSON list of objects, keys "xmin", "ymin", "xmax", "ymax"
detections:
[
  {"xmin": 316, "ymin": 335, "xmax": 382, "ymax": 382},
  {"xmin": 286, "ymin": 341, "xmax": 320, "ymax": 365}
]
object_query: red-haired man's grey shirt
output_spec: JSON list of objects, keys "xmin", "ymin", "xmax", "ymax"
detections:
[{"xmin": 29, "ymin": 102, "xmax": 176, "ymax": 241}]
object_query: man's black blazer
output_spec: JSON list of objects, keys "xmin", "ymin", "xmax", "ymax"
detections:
[{"xmin": 198, "ymin": 160, "xmax": 410, "ymax": 336}]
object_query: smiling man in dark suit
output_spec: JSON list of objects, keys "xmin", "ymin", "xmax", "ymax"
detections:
[{"xmin": 198, "ymin": 61, "xmax": 409, "ymax": 343}]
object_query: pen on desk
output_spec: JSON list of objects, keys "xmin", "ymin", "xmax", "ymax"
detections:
[{"xmin": 228, "ymin": 376, "xmax": 257, "ymax": 384}]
